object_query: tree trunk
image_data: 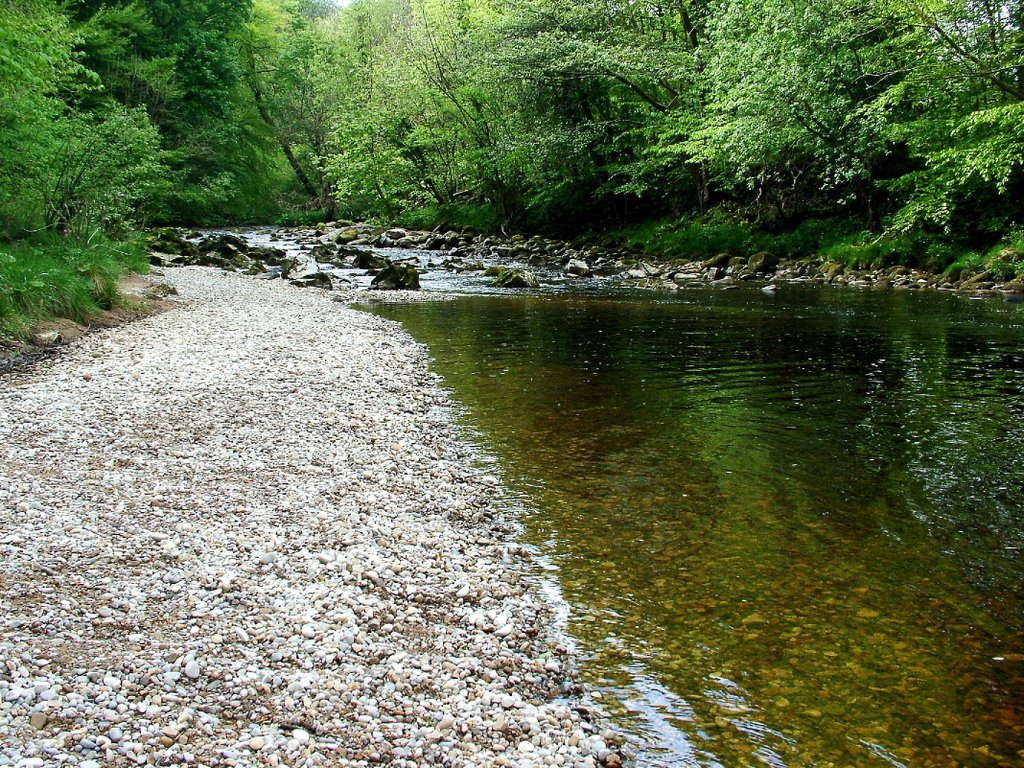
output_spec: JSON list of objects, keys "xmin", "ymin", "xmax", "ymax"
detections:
[{"xmin": 250, "ymin": 85, "xmax": 319, "ymax": 200}]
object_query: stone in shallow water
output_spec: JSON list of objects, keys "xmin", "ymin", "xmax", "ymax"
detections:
[
  {"xmin": 371, "ymin": 263, "xmax": 421, "ymax": 290},
  {"xmin": 564, "ymin": 259, "xmax": 592, "ymax": 277},
  {"xmin": 490, "ymin": 268, "xmax": 539, "ymax": 289}
]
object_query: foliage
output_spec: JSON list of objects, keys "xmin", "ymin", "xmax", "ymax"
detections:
[
  {"xmin": 0, "ymin": 235, "xmax": 148, "ymax": 338},
  {"xmin": 45, "ymin": 106, "xmax": 168, "ymax": 237},
  {"xmin": 0, "ymin": 0, "xmax": 75, "ymax": 234},
  {"xmin": 397, "ymin": 202, "xmax": 504, "ymax": 233},
  {"xmin": 691, "ymin": 0, "xmax": 894, "ymax": 225},
  {"xmin": 603, "ymin": 215, "xmax": 860, "ymax": 262},
  {"xmin": 2, "ymin": 0, "xmax": 1022, "ymax": 262},
  {"xmin": 294, "ymin": 0, "xmax": 1021, "ymax": 250}
]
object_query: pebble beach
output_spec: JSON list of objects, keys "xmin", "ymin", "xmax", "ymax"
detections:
[{"xmin": 0, "ymin": 268, "xmax": 617, "ymax": 767}]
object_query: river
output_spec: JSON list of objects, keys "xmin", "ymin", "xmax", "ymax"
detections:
[
  {"xmin": 217, "ymin": 227, "xmax": 1024, "ymax": 765},
  {"xmin": 367, "ymin": 281, "xmax": 1024, "ymax": 767}
]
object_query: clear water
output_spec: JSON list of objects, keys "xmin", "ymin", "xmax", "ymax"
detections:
[{"xmin": 368, "ymin": 287, "xmax": 1024, "ymax": 767}]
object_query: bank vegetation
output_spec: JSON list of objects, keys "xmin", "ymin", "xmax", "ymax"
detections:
[{"xmin": 2, "ymin": 0, "xmax": 1022, "ymax": 335}]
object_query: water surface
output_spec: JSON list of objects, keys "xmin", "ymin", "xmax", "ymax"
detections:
[{"xmin": 370, "ymin": 285, "xmax": 1024, "ymax": 767}]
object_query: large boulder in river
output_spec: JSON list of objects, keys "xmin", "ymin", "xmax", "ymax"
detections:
[
  {"xmin": 564, "ymin": 259, "xmax": 592, "ymax": 277},
  {"xmin": 491, "ymin": 267, "xmax": 539, "ymax": 289},
  {"xmin": 747, "ymin": 251, "xmax": 779, "ymax": 274},
  {"xmin": 148, "ymin": 228, "xmax": 197, "ymax": 257},
  {"xmin": 285, "ymin": 253, "xmax": 319, "ymax": 280},
  {"xmin": 310, "ymin": 243, "xmax": 336, "ymax": 261},
  {"xmin": 291, "ymin": 272, "xmax": 333, "ymax": 290},
  {"xmin": 353, "ymin": 250, "xmax": 388, "ymax": 270},
  {"xmin": 702, "ymin": 253, "xmax": 732, "ymax": 270},
  {"xmin": 248, "ymin": 246, "xmax": 288, "ymax": 266},
  {"xmin": 370, "ymin": 263, "xmax": 421, "ymax": 290},
  {"xmin": 198, "ymin": 233, "xmax": 249, "ymax": 256}
]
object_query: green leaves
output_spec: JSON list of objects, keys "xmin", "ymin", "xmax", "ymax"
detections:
[
  {"xmin": 875, "ymin": 1, "xmax": 1024, "ymax": 235},
  {"xmin": 43, "ymin": 105, "xmax": 169, "ymax": 237},
  {"xmin": 3, "ymin": 0, "xmax": 1019, "ymax": 243}
]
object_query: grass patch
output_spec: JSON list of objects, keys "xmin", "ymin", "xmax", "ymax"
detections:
[
  {"xmin": 275, "ymin": 209, "xmax": 330, "ymax": 228},
  {"xmin": 397, "ymin": 202, "xmax": 503, "ymax": 235},
  {"xmin": 597, "ymin": 216, "xmax": 859, "ymax": 262},
  {"xmin": 597, "ymin": 213, "xmax": 1013, "ymax": 278},
  {"xmin": 818, "ymin": 233, "xmax": 918, "ymax": 269},
  {"xmin": 942, "ymin": 234, "xmax": 1024, "ymax": 281},
  {"xmin": 983, "ymin": 231, "xmax": 1024, "ymax": 278},
  {"xmin": 0, "ymin": 235, "xmax": 148, "ymax": 340}
]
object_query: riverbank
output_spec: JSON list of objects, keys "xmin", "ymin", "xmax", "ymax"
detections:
[
  {"xmin": 384, "ymin": 223, "xmax": 1024, "ymax": 298},
  {"xmin": 0, "ymin": 273, "xmax": 178, "ymax": 376},
  {"xmin": 0, "ymin": 268, "xmax": 619, "ymax": 767},
  {"xmin": 0, "ymin": 237, "xmax": 152, "ymax": 348}
]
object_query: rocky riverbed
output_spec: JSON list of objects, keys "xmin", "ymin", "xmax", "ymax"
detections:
[
  {"xmin": 148, "ymin": 223, "xmax": 1024, "ymax": 300},
  {"xmin": 0, "ymin": 268, "xmax": 620, "ymax": 767}
]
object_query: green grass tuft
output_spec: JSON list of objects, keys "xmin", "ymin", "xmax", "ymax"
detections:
[
  {"xmin": 396, "ymin": 203, "xmax": 503, "ymax": 235},
  {"xmin": 599, "ymin": 216, "xmax": 858, "ymax": 262},
  {"xmin": 0, "ymin": 235, "xmax": 148, "ymax": 340}
]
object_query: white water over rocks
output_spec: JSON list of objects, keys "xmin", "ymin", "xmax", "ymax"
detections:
[{"xmin": 0, "ymin": 268, "xmax": 616, "ymax": 767}]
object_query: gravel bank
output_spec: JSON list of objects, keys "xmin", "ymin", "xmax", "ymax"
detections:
[{"xmin": 0, "ymin": 268, "xmax": 616, "ymax": 767}]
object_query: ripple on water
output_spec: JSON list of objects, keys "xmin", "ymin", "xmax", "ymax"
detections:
[{"xmin": 367, "ymin": 286, "xmax": 1024, "ymax": 768}]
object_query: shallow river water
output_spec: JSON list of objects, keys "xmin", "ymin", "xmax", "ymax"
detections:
[{"xmin": 367, "ymin": 280, "xmax": 1024, "ymax": 767}]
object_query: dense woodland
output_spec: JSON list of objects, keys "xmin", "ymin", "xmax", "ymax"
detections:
[{"xmin": 1, "ymin": 0, "xmax": 1023, "ymax": 333}]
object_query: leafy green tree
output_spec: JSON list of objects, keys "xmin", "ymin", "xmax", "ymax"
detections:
[
  {"xmin": 239, "ymin": 0, "xmax": 354, "ymax": 217},
  {"xmin": 0, "ymin": 0, "xmax": 77, "ymax": 234},
  {"xmin": 689, "ymin": 0, "xmax": 896, "ymax": 227},
  {"xmin": 877, "ymin": 0, "xmax": 1024, "ymax": 237},
  {"xmin": 45, "ymin": 106, "xmax": 168, "ymax": 237},
  {"xmin": 66, "ymin": 0, "xmax": 287, "ymax": 223}
]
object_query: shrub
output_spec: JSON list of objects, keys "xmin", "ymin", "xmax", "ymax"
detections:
[{"xmin": 0, "ymin": 235, "xmax": 148, "ymax": 339}]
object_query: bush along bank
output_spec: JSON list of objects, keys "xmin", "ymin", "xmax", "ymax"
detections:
[{"xmin": 0, "ymin": 236, "xmax": 151, "ymax": 346}]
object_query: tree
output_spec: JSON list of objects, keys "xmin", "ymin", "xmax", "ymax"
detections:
[
  {"xmin": 0, "ymin": 0, "xmax": 77, "ymax": 234},
  {"xmin": 878, "ymin": 0, "xmax": 1024, "ymax": 237}
]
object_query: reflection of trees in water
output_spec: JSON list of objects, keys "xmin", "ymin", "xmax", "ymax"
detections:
[{"xmin": 371, "ymin": 289, "xmax": 1024, "ymax": 767}]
